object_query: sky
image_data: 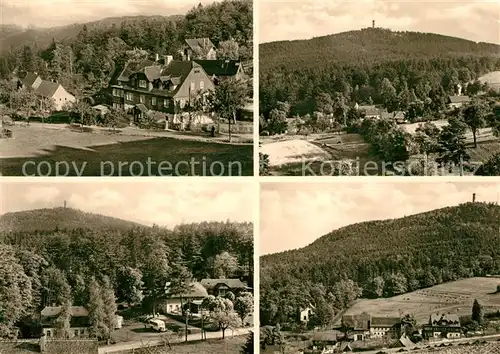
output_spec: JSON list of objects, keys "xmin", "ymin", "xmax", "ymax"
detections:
[
  {"xmin": 0, "ymin": 180, "xmax": 254, "ymax": 227},
  {"xmin": 260, "ymin": 181, "xmax": 500, "ymax": 255},
  {"xmin": 259, "ymin": 0, "xmax": 500, "ymax": 44},
  {"xmin": 1, "ymin": 0, "xmax": 221, "ymax": 28}
]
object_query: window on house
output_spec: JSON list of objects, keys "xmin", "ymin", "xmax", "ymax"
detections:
[
  {"xmin": 139, "ymin": 80, "xmax": 147, "ymax": 88},
  {"xmin": 190, "ymin": 81, "xmax": 195, "ymax": 92},
  {"xmin": 200, "ymin": 81, "xmax": 204, "ymax": 90},
  {"xmin": 74, "ymin": 330, "xmax": 79, "ymax": 336},
  {"xmin": 152, "ymin": 97, "xmax": 157, "ymax": 106},
  {"xmin": 126, "ymin": 92, "xmax": 132, "ymax": 101},
  {"xmin": 164, "ymin": 99, "xmax": 169, "ymax": 107},
  {"xmin": 140, "ymin": 95, "xmax": 145, "ymax": 103},
  {"xmin": 46, "ymin": 330, "xmax": 52, "ymax": 337}
]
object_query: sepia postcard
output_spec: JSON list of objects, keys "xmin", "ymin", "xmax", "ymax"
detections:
[
  {"xmin": 0, "ymin": 179, "xmax": 255, "ymax": 353},
  {"xmin": 258, "ymin": 0, "xmax": 500, "ymax": 176},
  {"xmin": 260, "ymin": 181, "xmax": 500, "ymax": 353},
  {"xmin": 0, "ymin": 0, "xmax": 254, "ymax": 176}
]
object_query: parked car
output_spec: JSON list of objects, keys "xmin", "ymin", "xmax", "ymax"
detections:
[{"xmin": 148, "ymin": 318, "xmax": 166, "ymax": 332}]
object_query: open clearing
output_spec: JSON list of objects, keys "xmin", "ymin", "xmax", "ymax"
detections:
[
  {"xmin": 478, "ymin": 71, "xmax": 500, "ymax": 91},
  {"xmin": 260, "ymin": 133, "xmax": 381, "ymax": 176},
  {"xmin": 260, "ymin": 139, "xmax": 331, "ymax": 166},
  {"xmin": 342, "ymin": 277, "xmax": 500, "ymax": 325},
  {"xmin": 0, "ymin": 124, "xmax": 253, "ymax": 176},
  {"xmin": 115, "ymin": 336, "xmax": 246, "ymax": 354}
]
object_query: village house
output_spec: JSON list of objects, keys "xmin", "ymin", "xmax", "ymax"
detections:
[
  {"xmin": 370, "ymin": 317, "xmax": 402, "ymax": 339},
  {"xmin": 18, "ymin": 72, "xmax": 76, "ymax": 111},
  {"xmin": 342, "ymin": 313, "xmax": 371, "ymax": 341},
  {"xmin": 311, "ymin": 332, "xmax": 339, "ymax": 352},
  {"xmin": 447, "ymin": 95, "xmax": 471, "ymax": 109},
  {"xmin": 110, "ymin": 57, "xmax": 215, "ymax": 128},
  {"xmin": 163, "ymin": 282, "xmax": 209, "ymax": 315},
  {"xmin": 355, "ymin": 103, "xmax": 381, "ymax": 119},
  {"xmin": 299, "ymin": 305, "xmax": 315, "ymax": 323},
  {"xmin": 422, "ymin": 313, "xmax": 462, "ymax": 339},
  {"xmin": 40, "ymin": 306, "xmax": 90, "ymax": 338},
  {"xmin": 342, "ymin": 313, "xmax": 402, "ymax": 341},
  {"xmin": 183, "ymin": 38, "xmax": 217, "ymax": 60},
  {"xmin": 380, "ymin": 109, "xmax": 406, "ymax": 124},
  {"xmin": 200, "ymin": 278, "xmax": 250, "ymax": 297}
]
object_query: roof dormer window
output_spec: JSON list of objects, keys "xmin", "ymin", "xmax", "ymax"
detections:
[{"xmin": 139, "ymin": 80, "xmax": 147, "ymax": 88}]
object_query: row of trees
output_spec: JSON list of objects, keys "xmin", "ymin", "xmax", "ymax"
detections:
[
  {"xmin": 260, "ymin": 202, "xmax": 500, "ymax": 326},
  {"xmin": 0, "ymin": 219, "xmax": 253, "ymax": 339}
]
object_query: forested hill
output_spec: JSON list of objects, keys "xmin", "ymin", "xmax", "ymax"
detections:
[
  {"xmin": 0, "ymin": 207, "xmax": 253, "ymax": 338},
  {"xmin": 260, "ymin": 202, "xmax": 500, "ymax": 326},
  {"xmin": 259, "ymin": 28, "xmax": 500, "ymax": 115},
  {"xmin": 0, "ymin": 207, "xmax": 144, "ymax": 233},
  {"xmin": 0, "ymin": 15, "xmax": 183, "ymax": 55},
  {"xmin": 260, "ymin": 28, "xmax": 500, "ymax": 71}
]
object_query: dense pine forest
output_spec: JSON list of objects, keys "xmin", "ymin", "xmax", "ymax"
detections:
[
  {"xmin": 260, "ymin": 202, "xmax": 500, "ymax": 327},
  {"xmin": 0, "ymin": 0, "xmax": 252, "ymax": 97},
  {"xmin": 259, "ymin": 28, "xmax": 500, "ymax": 117},
  {"xmin": 0, "ymin": 208, "xmax": 253, "ymax": 339}
]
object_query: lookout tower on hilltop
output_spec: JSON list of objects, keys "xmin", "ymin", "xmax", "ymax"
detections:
[
  {"xmin": 372, "ymin": 20, "xmax": 375, "ymax": 28},
  {"xmin": 472, "ymin": 193, "xmax": 476, "ymax": 203}
]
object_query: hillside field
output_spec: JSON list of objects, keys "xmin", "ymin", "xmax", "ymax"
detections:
[{"xmin": 342, "ymin": 277, "xmax": 500, "ymax": 325}]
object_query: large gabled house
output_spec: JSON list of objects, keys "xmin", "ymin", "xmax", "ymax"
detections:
[
  {"xmin": 40, "ymin": 306, "xmax": 90, "ymax": 338},
  {"xmin": 110, "ymin": 57, "xmax": 215, "ymax": 126},
  {"xmin": 422, "ymin": 313, "xmax": 462, "ymax": 339},
  {"xmin": 342, "ymin": 313, "xmax": 371, "ymax": 341},
  {"xmin": 163, "ymin": 282, "xmax": 209, "ymax": 315},
  {"xmin": 447, "ymin": 95, "xmax": 471, "ymax": 109},
  {"xmin": 354, "ymin": 103, "xmax": 381, "ymax": 119},
  {"xmin": 370, "ymin": 316, "xmax": 401, "ymax": 339},
  {"xmin": 200, "ymin": 278, "xmax": 251, "ymax": 297},
  {"xmin": 342, "ymin": 313, "xmax": 402, "ymax": 341},
  {"xmin": 183, "ymin": 38, "xmax": 217, "ymax": 60},
  {"xmin": 17, "ymin": 72, "xmax": 76, "ymax": 111}
]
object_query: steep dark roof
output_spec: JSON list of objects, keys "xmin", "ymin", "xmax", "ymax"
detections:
[
  {"xmin": 428, "ymin": 313, "xmax": 461, "ymax": 327},
  {"xmin": 22, "ymin": 72, "xmax": 40, "ymax": 88},
  {"xmin": 35, "ymin": 80, "xmax": 60, "ymax": 98},
  {"xmin": 200, "ymin": 278, "xmax": 248, "ymax": 289},
  {"xmin": 117, "ymin": 59, "xmax": 156, "ymax": 82},
  {"xmin": 114, "ymin": 60, "xmax": 199, "ymax": 98},
  {"xmin": 448, "ymin": 95, "xmax": 471, "ymax": 104},
  {"xmin": 313, "ymin": 331, "xmax": 339, "ymax": 342},
  {"xmin": 342, "ymin": 313, "xmax": 371, "ymax": 331},
  {"xmin": 358, "ymin": 105, "xmax": 380, "ymax": 116},
  {"xmin": 41, "ymin": 306, "xmax": 89, "ymax": 318},
  {"xmin": 194, "ymin": 60, "xmax": 241, "ymax": 77},
  {"xmin": 371, "ymin": 317, "xmax": 401, "ymax": 327},
  {"xmin": 185, "ymin": 38, "xmax": 215, "ymax": 54}
]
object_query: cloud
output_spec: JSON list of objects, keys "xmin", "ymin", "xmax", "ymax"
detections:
[
  {"xmin": 260, "ymin": 182, "xmax": 500, "ymax": 255},
  {"xmin": 24, "ymin": 186, "xmax": 61, "ymax": 204},
  {"xmin": 259, "ymin": 0, "xmax": 499, "ymax": 44}
]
